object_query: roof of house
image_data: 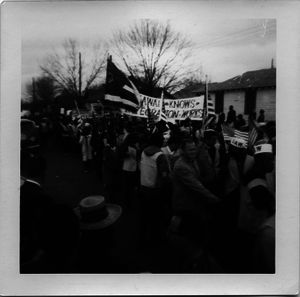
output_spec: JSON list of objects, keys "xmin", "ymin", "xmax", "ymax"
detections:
[
  {"xmin": 193, "ymin": 68, "xmax": 276, "ymax": 93},
  {"xmin": 173, "ymin": 84, "xmax": 201, "ymax": 99}
]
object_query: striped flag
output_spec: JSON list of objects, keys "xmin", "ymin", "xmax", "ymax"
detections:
[
  {"xmin": 221, "ymin": 124, "xmax": 249, "ymax": 145},
  {"xmin": 248, "ymin": 117, "xmax": 267, "ymax": 148},
  {"xmin": 204, "ymin": 77, "xmax": 215, "ymax": 117},
  {"xmin": 207, "ymin": 95, "xmax": 215, "ymax": 116},
  {"xmin": 105, "ymin": 57, "xmax": 140, "ymax": 111},
  {"xmin": 201, "ymin": 77, "xmax": 216, "ymax": 135},
  {"xmin": 248, "ymin": 126, "xmax": 258, "ymax": 148},
  {"xmin": 234, "ymin": 129, "xmax": 248, "ymax": 143}
]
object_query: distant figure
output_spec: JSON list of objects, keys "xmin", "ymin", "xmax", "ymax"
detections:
[
  {"xmin": 235, "ymin": 114, "xmax": 246, "ymax": 130},
  {"xmin": 226, "ymin": 105, "xmax": 236, "ymax": 125},
  {"xmin": 257, "ymin": 109, "xmax": 265, "ymax": 123},
  {"xmin": 79, "ymin": 123, "xmax": 93, "ymax": 172},
  {"xmin": 249, "ymin": 111, "xmax": 257, "ymax": 122}
]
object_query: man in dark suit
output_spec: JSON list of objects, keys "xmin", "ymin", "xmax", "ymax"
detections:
[{"xmin": 171, "ymin": 138, "xmax": 220, "ymax": 244}]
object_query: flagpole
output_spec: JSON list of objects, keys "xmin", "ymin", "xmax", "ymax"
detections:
[
  {"xmin": 74, "ymin": 99, "xmax": 81, "ymax": 116},
  {"xmin": 205, "ymin": 74, "xmax": 209, "ymax": 118},
  {"xmin": 159, "ymin": 90, "xmax": 164, "ymax": 121},
  {"xmin": 200, "ymin": 75, "xmax": 208, "ymax": 136}
]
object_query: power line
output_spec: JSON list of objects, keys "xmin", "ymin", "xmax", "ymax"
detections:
[
  {"xmin": 200, "ymin": 23, "xmax": 276, "ymax": 44},
  {"xmin": 194, "ymin": 24, "xmax": 276, "ymax": 50},
  {"xmin": 195, "ymin": 25, "xmax": 276, "ymax": 49}
]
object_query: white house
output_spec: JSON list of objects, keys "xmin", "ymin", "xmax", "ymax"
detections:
[{"xmin": 193, "ymin": 68, "xmax": 276, "ymax": 121}]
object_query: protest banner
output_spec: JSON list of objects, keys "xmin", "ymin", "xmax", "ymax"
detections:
[{"xmin": 124, "ymin": 94, "xmax": 204, "ymax": 121}]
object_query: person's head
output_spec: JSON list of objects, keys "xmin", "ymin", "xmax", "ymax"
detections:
[
  {"xmin": 181, "ymin": 138, "xmax": 197, "ymax": 161},
  {"xmin": 183, "ymin": 117, "xmax": 191, "ymax": 128},
  {"xmin": 229, "ymin": 105, "xmax": 234, "ymax": 111},
  {"xmin": 218, "ymin": 112, "xmax": 225, "ymax": 122},
  {"xmin": 148, "ymin": 132, "xmax": 164, "ymax": 148},
  {"xmin": 249, "ymin": 111, "xmax": 257, "ymax": 120},
  {"xmin": 21, "ymin": 119, "xmax": 37, "ymax": 142},
  {"xmin": 163, "ymin": 130, "xmax": 171, "ymax": 146},
  {"xmin": 167, "ymin": 134, "xmax": 180, "ymax": 152},
  {"xmin": 259, "ymin": 109, "xmax": 265, "ymax": 115},
  {"xmin": 194, "ymin": 129, "xmax": 201, "ymax": 142},
  {"xmin": 21, "ymin": 151, "xmax": 46, "ymax": 181},
  {"xmin": 203, "ymin": 129, "xmax": 217, "ymax": 147},
  {"xmin": 237, "ymin": 114, "xmax": 244, "ymax": 120},
  {"xmin": 253, "ymin": 143, "xmax": 274, "ymax": 173}
]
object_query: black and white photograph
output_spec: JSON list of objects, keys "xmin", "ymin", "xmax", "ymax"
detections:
[{"xmin": 0, "ymin": 0, "xmax": 299, "ymax": 295}]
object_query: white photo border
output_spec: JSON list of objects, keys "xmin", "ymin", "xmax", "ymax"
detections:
[{"xmin": 0, "ymin": 0, "xmax": 299, "ymax": 295}]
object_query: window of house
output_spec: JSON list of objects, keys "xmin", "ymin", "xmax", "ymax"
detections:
[
  {"xmin": 244, "ymin": 88, "xmax": 257, "ymax": 115},
  {"xmin": 215, "ymin": 91, "xmax": 224, "ymax": 114}
]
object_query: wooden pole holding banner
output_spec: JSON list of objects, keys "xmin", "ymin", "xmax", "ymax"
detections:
[
  {"xmin": 159, "ymin": 90, "xmax": 164, "ymax": 121},
  {"xmin": 74, "ymin": 99, "xmax": 81, "ymax": 116},
  {"xmin": 200, "ymin": 75, "xmax": 209, "ymax": 137},
  {"xmin": 79, "ymin": 52, "xmax": 82, "ymax": 99},
  {"xmin": 205, "ymin": 74, "xmax": 209, "ymax": 118}
]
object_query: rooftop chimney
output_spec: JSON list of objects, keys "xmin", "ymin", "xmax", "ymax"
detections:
[{"xmin": 271, "ymin": 58, "xmax": 274, "ymax": 69}]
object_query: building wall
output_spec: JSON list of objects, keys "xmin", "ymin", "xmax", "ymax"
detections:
[
  {"xmin": 224, "ymin": 90, "xmax": 245, "ymax": 115},
  {"xmin": 256, "ymin": 88, "xmax": 276, "ymax": 121}
]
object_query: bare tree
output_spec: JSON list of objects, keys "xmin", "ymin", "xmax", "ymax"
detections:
[
  {"xmin": 111, "ymin": 19, "xmax": 196, "ymax": 95},
  {"xmin": 40, "ymin": 38, "xmax": 107, "ymax": 105},
  {"xmin": 24, "ymin": 76, "xmax": 57, "ymax": 111}
]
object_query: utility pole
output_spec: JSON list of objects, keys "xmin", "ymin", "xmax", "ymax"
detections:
[
  {"xmin": 78, "ymin": 52, "xmax": 82, "ymax": 101},
  {"xmin": 32, "ymin": 77, "xmax": 37, "ymax": 113}
]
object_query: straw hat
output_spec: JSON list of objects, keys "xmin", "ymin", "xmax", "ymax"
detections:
[
  {"xmin": 74, "ymin": 196, "xmax": 122, "ymax": 230},
  {"xmin": 21, "ymin": 119, "xmax": 37, "ymax": 141}
]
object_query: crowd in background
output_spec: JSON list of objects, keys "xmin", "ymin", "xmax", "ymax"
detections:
[{"xmin": 20, "ymin": 105, "xmax": 276, "ymax": 273}]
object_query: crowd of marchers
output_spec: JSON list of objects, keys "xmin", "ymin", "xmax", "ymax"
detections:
[{"xmin": 20, "ymin": 105, "xmax": 275, "ymax": 273}]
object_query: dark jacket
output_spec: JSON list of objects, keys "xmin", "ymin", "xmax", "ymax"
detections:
[{"xmin": 172, "ymin": 157, "xmax": 219, "ymax": 220}]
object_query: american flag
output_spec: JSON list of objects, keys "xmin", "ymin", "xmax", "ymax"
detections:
[
  {"xmin": 221, "ymin": 124, "xmax": 249, "ymax": 145},
  {"xmin": 234, "ymin": 129, "xmax": 249, "ymax": 143},
  {"xmin": 248, "ymin": 117, "xmax": 260, "ymax": 148}
]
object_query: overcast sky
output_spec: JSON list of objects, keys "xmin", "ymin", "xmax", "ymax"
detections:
[{"xmin": 21, "ymin": 1, "xmax": 276, "ymax": 95}]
